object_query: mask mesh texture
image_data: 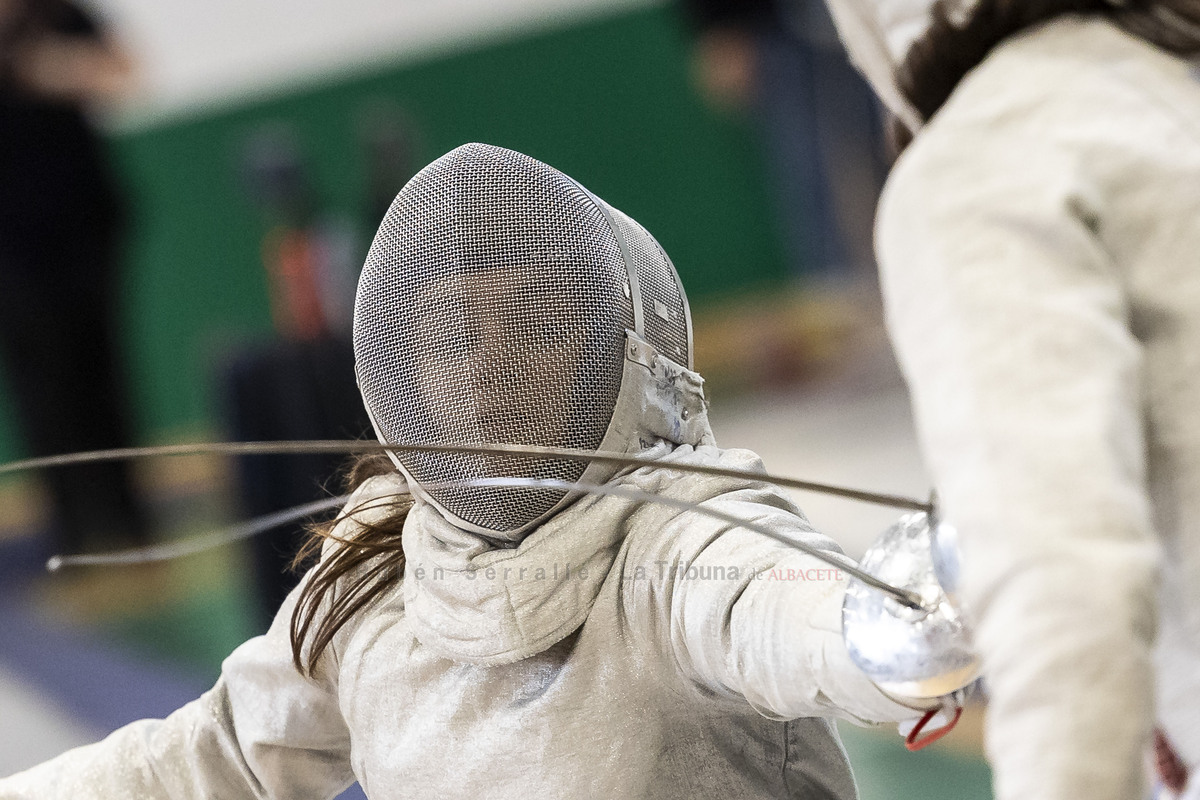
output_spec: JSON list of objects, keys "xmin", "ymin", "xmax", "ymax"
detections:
[{"xmin": 354, "ymin": 144, "xmax": 654, "ymax": 533}]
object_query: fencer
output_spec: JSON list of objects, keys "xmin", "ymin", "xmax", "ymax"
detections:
[
  {"xmin": 819, "ymin": 0, "xmax": 1200, "ymax": 797},
  {"xmin": 1, "ymin": 144, "xmax": 956, "ymax": 799}
]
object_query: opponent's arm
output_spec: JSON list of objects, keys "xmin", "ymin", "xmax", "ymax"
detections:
[{"xmin": 877, "ymin": 101, "xmax": 1159, "ymax": 800}]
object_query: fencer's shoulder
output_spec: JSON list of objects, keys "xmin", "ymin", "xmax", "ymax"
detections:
[
  {"xmin": 703, "ymin": 447, "xmax": 780, "ymax": 487},
  {"xmin": 925, "ymin": 16, "xmax": 1197, "ymax": 146},
  {"xmin": 652, "ymin": 444, "xmax": 779, "ymax": 490},
  {"xmin": 658, "ymin": 442, "xmax": 766, "ymax": 472},
  {"xmin": 883, "ymin": 15, "xmax": 1199, "ymax": 244},
  {"xmin": 647, "ymin": 443, "xmax": 801, "ymax": 514}
]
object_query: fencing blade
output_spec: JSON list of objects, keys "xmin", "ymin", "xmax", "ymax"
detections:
[
  {"xmin": 46, "ymin": 475, "xmax": 925, "ymax": 611},
  {"xmin": 0, "ymin": 439, "xmax": 933, "ymax": 513},
  {"xmin": 46, "ymin": 495, "xmax": 347, "ymax": 571}
]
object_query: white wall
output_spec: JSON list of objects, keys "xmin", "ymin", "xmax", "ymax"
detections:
[{"xmin": 93, "ymin": 0, "xmax": 656, "ymax": 123}]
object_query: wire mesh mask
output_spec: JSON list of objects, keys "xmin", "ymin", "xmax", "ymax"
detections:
[{"xmin": 353, "ymin": 143, "xmax": 692, "ymax": 540}]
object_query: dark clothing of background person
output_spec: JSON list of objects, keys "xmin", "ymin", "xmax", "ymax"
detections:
[
  {"xmin": 222, "ymin": 336, "xmax": 370, "ymax": 631},
  {"xmin": 0, "ymin": 0, "xmax": 148, "ymax": 553},
  {"xmin": 681, "ymin": 0, "xmax": 887, "ymax": 281},
  {"xmin": 226, "ymin": 126, "xmax": 377, "ymax": 630}
]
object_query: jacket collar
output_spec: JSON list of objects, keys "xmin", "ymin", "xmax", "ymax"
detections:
[{"xmin": 401, "ymin": 336, "xmax": 715, "ymax": 664}]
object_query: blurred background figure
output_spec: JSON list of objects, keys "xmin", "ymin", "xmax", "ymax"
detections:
[
  {"xmin": 0, "ymin": 0, "xmax": 149, "ymax": 556},
  {"xmin": 359, "ymin": 103, "xmax": 422, "ymax": 227},
  {"xmin": 682, "ymin": 0, "xmax": 886, "ymax": 286},
  {"xmin": 680, "ymin": 0, "xmax": 894, "ymax": 389},
  {"xmin": 224, "ymin": 123, "xmax": 374, "ymax": 629}
]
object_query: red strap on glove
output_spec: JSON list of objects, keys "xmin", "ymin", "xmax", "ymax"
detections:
[{"xmin": 904, "ymin": 706, "xmax": 963, "ymax": 751}]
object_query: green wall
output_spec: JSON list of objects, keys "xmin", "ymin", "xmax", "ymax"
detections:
[{"xmin": 0, "ymin": 4, "xmax": 786, "ymax": 460}]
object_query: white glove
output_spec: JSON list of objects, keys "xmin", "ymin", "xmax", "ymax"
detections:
[{"xmin": 842, "ymin": 511, "xmax": 979, "ymax": 752}]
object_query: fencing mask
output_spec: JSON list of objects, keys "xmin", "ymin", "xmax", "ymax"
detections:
[{"xmin": 353, "ymin": 143, "xmax": 696, "ymax": 540}]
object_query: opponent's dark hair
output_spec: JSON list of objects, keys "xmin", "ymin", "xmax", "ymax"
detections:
[
  {"xmin": 894, "ymin": 0, "xmax": 1200, "ymax": 145},
  {"xmin": 289, "ymin": 454, "xmax": 411, "ymax": 675}
]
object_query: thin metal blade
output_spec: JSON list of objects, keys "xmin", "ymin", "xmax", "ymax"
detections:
[
  {"xmin": 45, "ymin": 474, "xmax": 924, "ymax": 610},
  {"xmin": 0, "ymin": 440, "xmax": 932, "ymax": 513},
  {"xmin": 46, "ymin": 495, "xmax": 347, "ymax": 571}
]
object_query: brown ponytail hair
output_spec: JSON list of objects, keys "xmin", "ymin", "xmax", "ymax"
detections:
[{"xmin": 289, "ymin": 453, "xmax": 411, "ymax": 675}]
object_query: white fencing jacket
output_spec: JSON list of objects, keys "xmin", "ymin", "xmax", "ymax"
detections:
[
  {"xmin": 877, "ymin": 15, "xmax": 1200, "ymax": 800},
  {"xmin": 0, "ymin": 349, "xmax": 915, "ymax": 799}
]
